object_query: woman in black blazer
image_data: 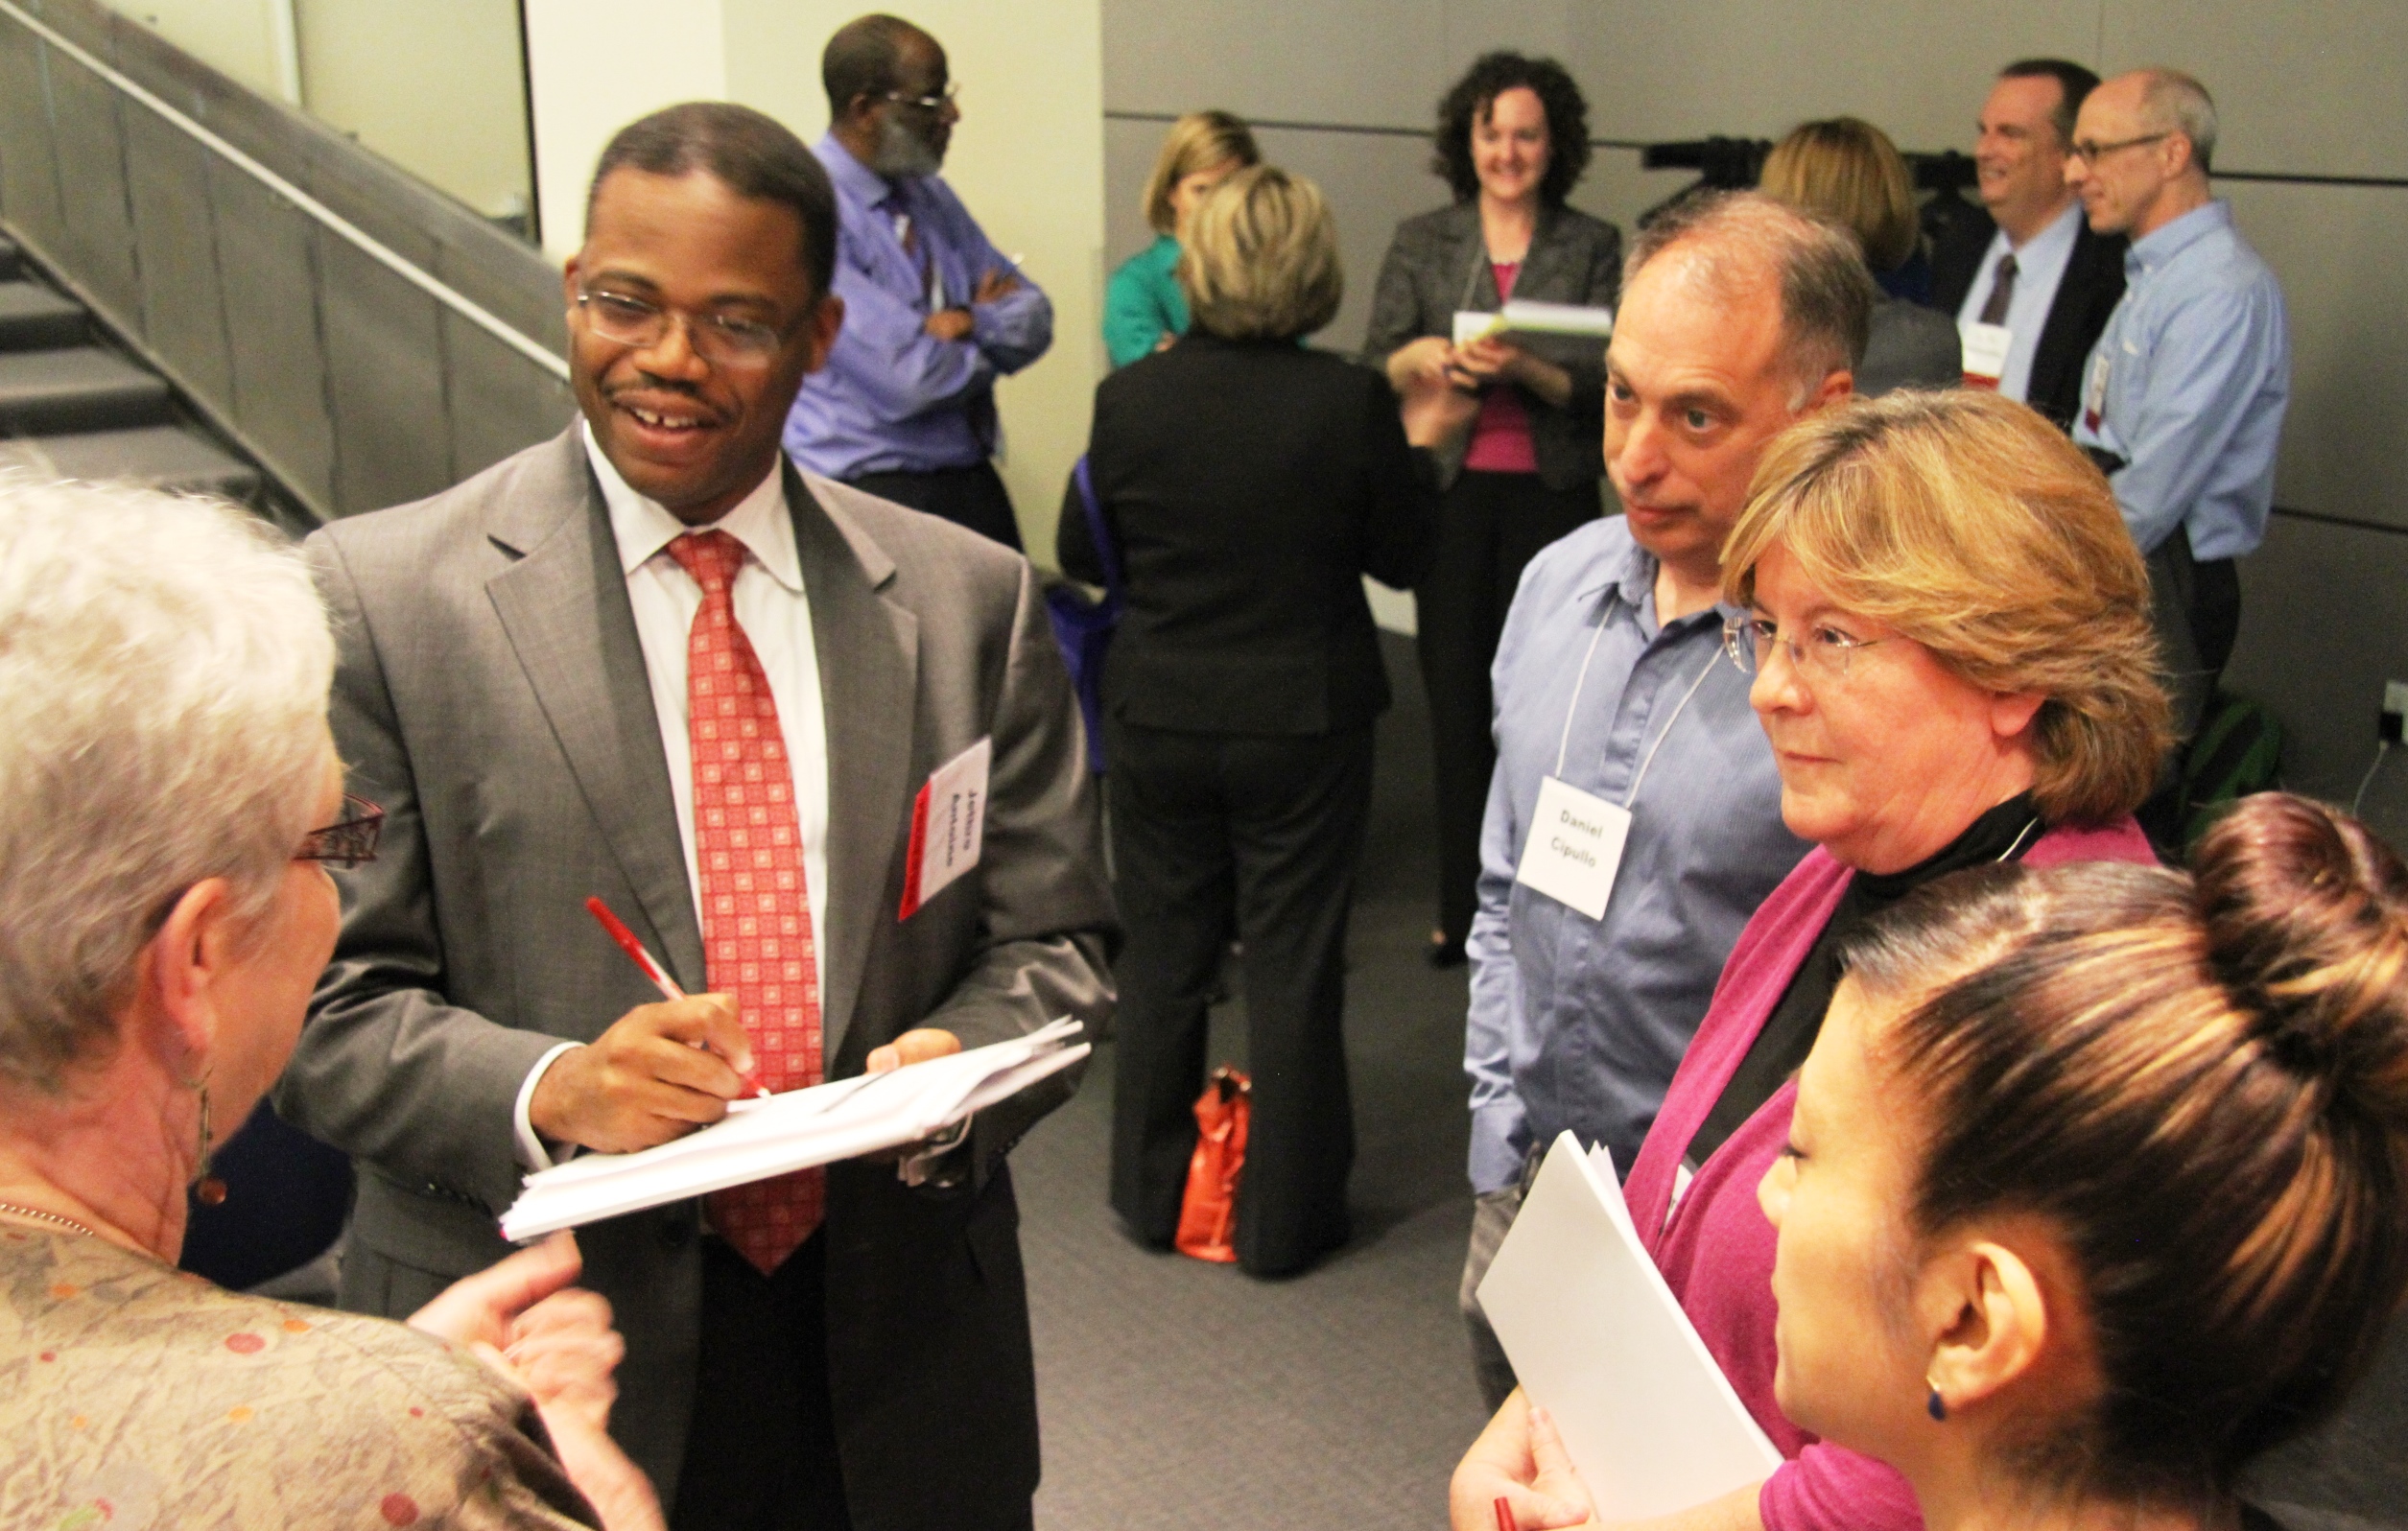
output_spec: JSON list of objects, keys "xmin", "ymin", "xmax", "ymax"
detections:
[
  {"xmin": 1363, "ymin": 52, "xmax": 1620, "ymax": 967},
  {"xmin": 1061, "ymin": 166, "xmax": 1441, "ymax": 1277}
]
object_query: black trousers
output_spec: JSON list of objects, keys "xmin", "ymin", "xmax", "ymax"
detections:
[
  {"xmin": 2137, "ymin": 528, "xmax": 2243, "ymax": 847},
  {"xmin": 1105, "ymin": 719, "xmax": 1374, "ymax": 1276},
  {"xmin": 670, "ymin": 1232, "xmax": 852, "ymax": 1531},
  {"xmin": 843, "ymin": 460, "xmax": 1024, "ymax": 552},
  {"xmin": 1417, "ymin": 471, "xmax": 1602, "ymax": 947}
]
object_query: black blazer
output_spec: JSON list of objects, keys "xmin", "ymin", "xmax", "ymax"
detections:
[
  {"xmin": 1361, "ymin": 200, "xmax": 1621, "ymax": 490},
  {"xmin": 1059, "ymin": 335, "xmax": 1437, "ymax": 736},
  {"xmin": 1930, "ymin": 208, "xmax": 2127, "ymax": 431}
]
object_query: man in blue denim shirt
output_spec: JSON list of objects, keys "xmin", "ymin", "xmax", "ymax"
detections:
[
  {"xmin": 785, "ymin": 15, "xmax": 1053, "ymax": 551},
  {"xmin": 1455, "ymin": 195, "xmax": 1850, "ymax": 1406},
  {"xmin": 2069, "ymin": 68, "xmax": 2288, "ymax": 741}
]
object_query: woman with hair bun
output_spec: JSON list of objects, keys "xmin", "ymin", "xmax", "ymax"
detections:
[{"xmin": 1747, "ymin": 789, "xmax": 2408, "ymax": 1530}]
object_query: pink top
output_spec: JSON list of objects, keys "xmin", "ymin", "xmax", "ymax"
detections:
[
  {"xmin": 1463, "ymin": 260, "xmax": 1540, "ymax": 475},
  {"xmin": 1623, "ymin": 817, "xmax": 2158, "ymax": 1531}
]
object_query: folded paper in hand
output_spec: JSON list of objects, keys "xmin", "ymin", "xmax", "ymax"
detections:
[
  {"xmin": 500, "ymin": 1020, "xmax": 1089, "ymax": 1241},
  {"xmin": 1452, "ymin": 299, "xmax": 1617, "ymax": 347},
  {"xmin": 1476, "ymin": 1131, "xmax": 1782, "ymax": 1519}
]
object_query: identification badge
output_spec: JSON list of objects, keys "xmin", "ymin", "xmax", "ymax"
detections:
[
  {"xmin": 2082, "ymin": 351, "xmax": 2111, "ymax": 434},
  {"xmin": 899, "ymin": 737, "xmax": 990, "ymax": 920},
  {"xmin": 1514, "ymin": 775, "xmax": 1632, "ymax": 921},
  {"xmin": 1958, "ymin": 320, "xmax": 2011, "ymax": 390}
]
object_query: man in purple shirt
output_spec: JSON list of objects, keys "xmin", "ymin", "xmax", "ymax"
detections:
[{"xmin": 784, "ymin": 14, "xmax": 1053, "ymax": 551}]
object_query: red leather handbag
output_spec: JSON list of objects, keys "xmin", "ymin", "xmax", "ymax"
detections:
[{"xmin": 1173, "ymin": 1067, "xmax": 1251, "ymax": 1262}]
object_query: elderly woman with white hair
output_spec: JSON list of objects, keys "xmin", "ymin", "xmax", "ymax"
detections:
[{"xmin": 0, "ymin": 482, "xmax": 659, "ymax": 1529}]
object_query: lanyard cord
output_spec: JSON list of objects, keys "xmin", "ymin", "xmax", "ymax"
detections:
[
  {"xmin": 1997, "ymin": 815, "xmax": 2042, "ymax": 862},
  {"xmin": 1550, "ymin": 606, "xmax": 1729, "ymax": 808}
]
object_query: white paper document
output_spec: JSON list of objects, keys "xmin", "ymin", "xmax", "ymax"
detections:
[
  {"xmin": 1477, "ymin": 1132, "xmax": 1782, "ymax": 1519},
  {"xmin": 1457, "ymin": 299, "xmax": 1617, "ymax": 346},
  {"xmin": 500, "ymin": 1020, "xmax": 1090, "ymax": 1241}
]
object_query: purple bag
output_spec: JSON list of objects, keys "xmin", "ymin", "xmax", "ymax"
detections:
[{"xmin": 1043, "ymin": 456, "xmax": 1121, "ymax": 773}]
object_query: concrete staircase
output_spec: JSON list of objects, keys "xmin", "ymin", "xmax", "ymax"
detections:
[{"xmin": 0, "ymin": 233, "xmax": 261, "ymax": 502}]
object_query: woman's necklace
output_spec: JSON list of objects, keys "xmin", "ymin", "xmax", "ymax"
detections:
[{"xmin": 0, "ymin": 1200, "xmax": 103, "ymax": 1240}]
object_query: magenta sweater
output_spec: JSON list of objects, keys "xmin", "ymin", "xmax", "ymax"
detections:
[{"xmin": 1622, "ymin": 818, "xmax": 2157, "ymax": 1531}]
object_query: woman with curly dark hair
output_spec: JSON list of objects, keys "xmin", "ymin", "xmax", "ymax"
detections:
[{"xmin": 1363, "ymin": 51, "xmax": 1621, "ymax": 967}]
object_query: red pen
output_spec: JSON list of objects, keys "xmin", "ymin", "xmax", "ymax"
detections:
[
  {"xmin": 584, "ymin": 896, "xmax": 767, "ymax": 1098},
  {"xmin": 1494, "ymin": 1496, "xmax": 1516, "ymax": 1531}
]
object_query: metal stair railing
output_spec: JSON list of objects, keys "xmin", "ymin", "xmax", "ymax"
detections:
[{"xmin": 0, "ymin": 0, "xmax": 574, "ymax": 523}]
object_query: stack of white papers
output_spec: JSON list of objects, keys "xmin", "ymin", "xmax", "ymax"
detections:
[
  {"xmin": 1477, "ymin": 1132, "xmax": 1782, "ymax": 1519},
  {"xmin": 500, "ymin": 1020, "xmax": 1089, "ymax": 1241},
  {"xmin": 1453, "ymin": 300, "xmax": 1617, "ymax": 346}
]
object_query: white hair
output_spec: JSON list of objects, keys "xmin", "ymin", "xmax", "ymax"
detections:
[
  {"xmin": 2137, "ymin": 67, "xmax": 2218, "ymax": 173},
  {"xmin": 0, "ymin": 479, "xmax": 333, "ymax": 1094}
]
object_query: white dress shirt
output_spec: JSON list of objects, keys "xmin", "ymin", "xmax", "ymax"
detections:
[
  {"xmin": 1954, "ymin": 200, "xmax": 2084, "ymax": 405},
  {"xmin": 513, "ymin": 427, "xmax": 833, "ymax": 1168}
]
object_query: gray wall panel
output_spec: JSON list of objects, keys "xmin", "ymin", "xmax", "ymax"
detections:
[
  {"xmin": 2224, "ymin": 515, "xmax": 2408, "ymax": 851},
  {"xmin": 1104, "ymin": 0, "xmax": 1448, "ymax": 126},
  {"xmin": 123, "ymin": 104, "xmax": 234, "ymax": 413},
  {"xmin": 43, "ymin": 52, "xmax": 141, "ymax": 332},
  {"xmin": 2099, "ymin": 1, "xmax": 2408, "ymax": 180},
  {"xmin": 319, "ymin": 226, "xmax": 451, "ymax": 512},
  {"xmin": 2223, "ymin": 181, "xmax": 2408, "ymax": 530},
  {"xmin": 443, "ymin": 312, "xmax": 574, "ymax": 484},
  {"xmin": 0, "ymin": 22, "xmax": 64, "ymax": 250},
  {"xmin": 211, "ymin": 160, "xmax": 335, "ymax": 508}
]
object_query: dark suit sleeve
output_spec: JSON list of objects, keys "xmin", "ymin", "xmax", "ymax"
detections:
[
  {"xmin": 274, "ymin": 531, "xmax": 563, "ymax": 1217},
  {"xmin": 1360, "ymin": 223, "xmax": 1430, "ymax": 369},
  {"xmin": 1055, "ymin": 391, "xmax": 1107, "ymax": 584},
  {"xmin": 918, "ymin": 555, "xmax": 1118, "ymax": 1186},
  {"xmin": 1360, "ymin": 372, "xmax": 1442, "ymax": 591}
]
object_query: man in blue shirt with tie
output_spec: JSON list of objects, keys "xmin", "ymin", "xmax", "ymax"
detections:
[
  {"xmin": 786, "ymin": 14, "xmax": 1053, "ymax": 551},
  {"xmin": 2068, "ymin": 68, "xmax": 2288, "ymax": 748},
  {"xmin": 1455, "ymin": 195, "xmax": 1837, "ymax": 1407}
]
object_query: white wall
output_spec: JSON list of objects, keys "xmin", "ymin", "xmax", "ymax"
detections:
[
  {"xmin": 524, "ymin": 0, "xmax": 1105, "ymax": 563},
  {"xmin": 1103, "ymin": 0, "xmax": 2408, "ymax": 844},
  {"xmin": 106, "ymin": 0, "xmax": 294, "ymax": 102},
  {"xmin": 294, "ymin": 0, "xmax": 532, "ymax": 222}
]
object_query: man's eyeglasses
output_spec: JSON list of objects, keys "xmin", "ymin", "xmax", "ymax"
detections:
[
  {"xmin": 2067, "ymin": 131, "xmax": 2168, "ymax": 166},
  {"xmin": 296, "ymin": 794, "xmax": 384, "ymax": 870},
  {"xmin": 575, "ymin": 289, "xmax": 789, "ymax": 369},
  {"xmin": 883, "ymin": 83, "xmax": 959, "ymax": 116},
  {"xmin": 1723, "ymin": 614, "xmax": 1891, "ymax": 682}
]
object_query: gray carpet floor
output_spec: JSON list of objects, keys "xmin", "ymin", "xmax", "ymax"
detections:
[{"xmin": 1007, "ymin": 634, "xmax": 2406, "ymax": 1531}]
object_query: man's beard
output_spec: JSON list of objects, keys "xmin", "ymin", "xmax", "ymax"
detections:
[{"xmin": 870, "ymin": 112, "xmax": 943, "ymax": 177}]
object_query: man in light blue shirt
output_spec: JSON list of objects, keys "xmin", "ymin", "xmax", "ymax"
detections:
[
  {"xmin": 1455, "ymin": 194, "xmax": 1840, "ymax": 1407},
  {"xmin": 2068, "ymin": 68, "xmax": 2288, "ymax": 744},
  {"xmin": 785, "ymin": 15, "xmax": 1052, "ymax": 550}
]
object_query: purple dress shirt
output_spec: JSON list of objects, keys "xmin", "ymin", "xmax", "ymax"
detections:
[{"xmin": 784, "ymin": 133, "xmax": 1053, "ymax": 480}]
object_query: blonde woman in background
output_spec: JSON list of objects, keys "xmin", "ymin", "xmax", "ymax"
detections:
[
  {"xmin": 1102, "ymin": 109, "xmax": 1260, "ymax": 366},
  {"xmin": 1760, "ymin": 117, "xmax": 1963, "ymax": 396}
]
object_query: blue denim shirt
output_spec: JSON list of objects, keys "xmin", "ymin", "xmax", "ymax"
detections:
[
  {"xmin": 2072, "ymin": 200, "xmax": 2289, "ymax": 560},
  {"xmin": 784, "ymin": 134, "xmax": 1053, "ymax": 480},
  {"xmin": 1465, "ymin": 518, "xmax": 1808, "ymax": 1193}
]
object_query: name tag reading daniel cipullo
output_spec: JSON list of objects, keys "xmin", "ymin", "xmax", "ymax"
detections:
[
  {"xmin": 1514, "ymin": 775, "xmax": 1632, "ymax": 922},
  {"xmin": 899, "ymin": 737, "xmax": 991, "ymax": 920}
]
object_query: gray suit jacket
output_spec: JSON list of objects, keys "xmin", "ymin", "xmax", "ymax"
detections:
[
  {"xmin": 276, "ymin": 426, "xmax": 1115, "ymax": 1526},
  {"xmin": 1361, "ymin": 200, "xmax": 1621, "ymax": 490}
]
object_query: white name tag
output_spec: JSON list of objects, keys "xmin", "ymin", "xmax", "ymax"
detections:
[
  {"xmin": 1514, "ymin": 775, "xmax": 1632, "ymax": 921},
  {"xmin": 899, "ymin": 737, "xmax": 989, "ymax": 920},
  {"xmin": 1959, "ymin": 320, "xmax": 2011, "ymax": 389},
  {"xmin": 2083, "ymin": 351, "xmax": 2112, "ymax": 434}
]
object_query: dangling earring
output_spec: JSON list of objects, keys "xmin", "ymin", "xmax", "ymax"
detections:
[
  {"xmin": 191, "ymin": 1077, "xmax": 226, "ymax": 1207},
  {"xmin": 1925, "ymin": 1382, "xmax": 1948, "ymax": 1423}
]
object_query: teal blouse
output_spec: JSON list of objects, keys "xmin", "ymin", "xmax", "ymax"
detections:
[{"xmin": 1103, "ymin": 236, "xmax": 1188, "ymax": 368}]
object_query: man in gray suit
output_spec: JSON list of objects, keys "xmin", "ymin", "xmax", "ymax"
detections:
[{"xmin": 276, "ymin": 102, "xmax": 1113, "ymax": 1531}]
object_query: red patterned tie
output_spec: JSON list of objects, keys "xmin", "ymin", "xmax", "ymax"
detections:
[{"xmin": 667, "ymin": 530, "xmax": 823, "ymax": 1275}]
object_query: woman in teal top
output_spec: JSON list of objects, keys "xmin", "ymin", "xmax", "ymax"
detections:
[{"xmin": 1104, "ymin": 109, "xmax": 1259, "ymax": 367}]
